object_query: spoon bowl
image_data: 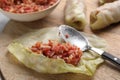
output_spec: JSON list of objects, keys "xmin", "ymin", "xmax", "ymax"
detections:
[{"xmin": 59, "ymin": 25, "xmax": 90, "ymax": 51}]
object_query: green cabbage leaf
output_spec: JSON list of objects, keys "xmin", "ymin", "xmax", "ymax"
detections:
[{"xmin": 8, "ymin": 27, "xmax": 106, "ymax": 76}]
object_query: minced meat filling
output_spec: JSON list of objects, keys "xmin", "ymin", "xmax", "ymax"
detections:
[
  {"xmin": 31, "ymin": 40, "xmax": 82, "ymax": 66},
  {"xmin": 0, "ymin": 0, "xmax": 57, "ymax": 13}
]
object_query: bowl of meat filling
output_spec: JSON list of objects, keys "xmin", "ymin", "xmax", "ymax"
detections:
[{"xmin": 0, "ymin": 0, "xmax": 60, "ymax": 22}]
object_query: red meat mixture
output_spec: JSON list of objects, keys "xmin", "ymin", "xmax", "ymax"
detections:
[
  {"xmin": 0, "ymin": 0, "xmax": 57, "ymax": 13},
  {"xmin": 31, "ymin": 40, "xmax": 83, "ymax": 66}
]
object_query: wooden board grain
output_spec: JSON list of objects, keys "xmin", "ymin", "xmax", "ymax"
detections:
[{"xmin": 0, "ymin": 0, "xmax": 120, "ymax": 80}]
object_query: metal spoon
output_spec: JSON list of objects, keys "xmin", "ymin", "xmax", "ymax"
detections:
[{"xmin": 59, "ymin": 25, "xmax": 120, "ymax": 67}]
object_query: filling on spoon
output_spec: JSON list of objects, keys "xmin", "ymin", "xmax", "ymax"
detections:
[{"xmin": 31, "ymin": 40, "xmax": 83, "ymax": 66}]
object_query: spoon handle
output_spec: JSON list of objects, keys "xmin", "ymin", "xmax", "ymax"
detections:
[
  {"xmin": 91, "ymin": 47, "xmax": 120, "ymax": 66},
  {"xmin": 102, "ymin": 52, "xmax": 120, "ymax": 66}
]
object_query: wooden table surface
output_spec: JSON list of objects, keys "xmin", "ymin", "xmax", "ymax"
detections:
[{"xmin": 0, "ymin": 0, "xmax": 120, "ymax": 80}]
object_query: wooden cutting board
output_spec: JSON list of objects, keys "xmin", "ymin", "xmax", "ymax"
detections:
[{"xmin": 0, "ymin": 0, "xmax": 120, "ymax": 80}]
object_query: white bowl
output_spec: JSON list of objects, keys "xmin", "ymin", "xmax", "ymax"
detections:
[{"xmin": 0, "ymin": 0, "xmax": 61, "ymax": 22}]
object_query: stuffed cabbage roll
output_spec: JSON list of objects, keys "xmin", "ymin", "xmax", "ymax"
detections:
[
  {"xmin": 8, "ymin": 27, "xmax": 106, "ymax": 77},
  {"xmin": 90, "ymin": 0, "xmax": 120, "ymax": 30},
  {"xmin": 64, "ymin": 0, "xmax": 87, "ymax": 30}
]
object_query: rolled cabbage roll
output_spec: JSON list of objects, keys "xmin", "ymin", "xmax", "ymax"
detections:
[
  {"xmin": 8, "ymin": 27, "xmax": 106, "ymax": 77},
  {"xmin": 90, "ymin": 1, "xmax": 120, "ymax": 30},
  {"xmin": 64, "ymin": 0, "xmax": 87, "ymax": 30}
]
